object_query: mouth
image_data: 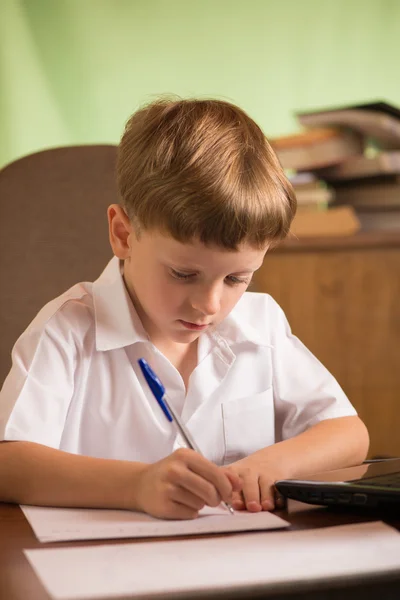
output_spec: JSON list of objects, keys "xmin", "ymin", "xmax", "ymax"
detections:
[{"xmin": 178, "ymin": 320, "xmax": 210, "ymax": 331}]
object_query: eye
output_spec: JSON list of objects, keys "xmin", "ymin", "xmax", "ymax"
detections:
[
  {"xmin": 170, "ymin": 269, "xmax": 196, "ymax": 281},
  {"xmin": 225, "ymin": 275, "xmax": 251, "ymax": 286}
]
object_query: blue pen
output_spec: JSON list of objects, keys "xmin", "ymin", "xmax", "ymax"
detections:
[{"xmin": 138, "ymin": 357, "xmax": 234, "ymax": 515}]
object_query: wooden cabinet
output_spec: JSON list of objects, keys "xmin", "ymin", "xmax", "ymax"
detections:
[{"xmin": 252, "ymin": 232, "xmax": 400, "ymax": 458}]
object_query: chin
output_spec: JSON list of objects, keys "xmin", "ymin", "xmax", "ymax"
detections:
[{"xmin": 169, "ymin": 329, "xmax": 201, "ymax": 342}]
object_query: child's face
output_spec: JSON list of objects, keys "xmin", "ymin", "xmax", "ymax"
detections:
[{"xmin": 122, "ymin": 226, "xmax": 267, "ymax": 348}]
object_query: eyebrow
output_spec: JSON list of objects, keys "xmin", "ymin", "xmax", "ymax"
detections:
[{"xmin": 169, "ymin": 263, "xmax": 263, "ymax": 274}]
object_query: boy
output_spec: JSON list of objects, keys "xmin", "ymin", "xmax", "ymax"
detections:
[{"xmin": 0, "ymin": 98, "xmax": 369, "ymax": 519}]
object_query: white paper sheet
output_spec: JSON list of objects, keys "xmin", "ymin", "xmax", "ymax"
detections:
[
  {"xmin": 21, "ymin": 504, "xmax": 289, "ymax": 542},
  {"xmin": 24, "ymin": 521, "xmax": 400, "ymax": 600}
]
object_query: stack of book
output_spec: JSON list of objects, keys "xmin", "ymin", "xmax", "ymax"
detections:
[
  {"xmin": 287, "ymin": 172, "xmax": 333, "ymax": 212},
  {"xmin": 270, "ymin": 101, "xmax": 400, "ymax": 234},
  {"xmin": 293, "ymin": 102, "xmax": 400, "ymax": 233},
  {"xmin": 269, "ymin": 127, "xmax": 360, "ymax": 217},
  {"xmin": 283, "ymin": 172, "xmax": 359, "ymax": 238},
  {"xmin": 317, "ymin": 154, "xmax": 400, "ymax": 231}
]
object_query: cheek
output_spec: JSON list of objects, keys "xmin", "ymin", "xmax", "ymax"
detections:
[
  {"xmin": 221, "ymin": 287, "xmax": 246, "ymax": 316},
  {"xmin": 154, "ymin": 281, "xmax": 186, "ymax": 314}
]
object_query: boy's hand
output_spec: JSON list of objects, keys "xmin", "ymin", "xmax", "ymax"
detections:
[
  {"xmin": 227, "ymin": 455, "xmax": 285, "ymax": 512},
  {"xmin": 226, "ymin": 417, "xmax": 370, "ymax": 513},
  {"xmin": 133, "ymin": 448, "xmax": 242, "ymax": 520}
]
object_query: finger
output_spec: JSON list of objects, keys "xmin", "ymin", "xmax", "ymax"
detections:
[
  {"xmin": 167, "ymin": 454, "xmax": 224, "ymax": 507},
  {"xmin": 222, "ymin": 468, "xmax": 242, "ymax": 492},
  {"xmin": 259, "ymin": 475, "xmax": 275, "ymax": 511},
  {"xmin": 169, "ymin": 484, "xmax": 206, "ymax": 512},
  {"xmin": 231, "ymin": 491, "xmax": 245, "ymax": 511},
  {"xmin": 176, "ymin": 449, "xmax": 235, "ymax": 505},
  {"xmin": 241, "ymin": 471, "xmax": 262, "ymax": 512}
]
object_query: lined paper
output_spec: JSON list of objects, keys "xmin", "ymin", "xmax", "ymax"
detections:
[{"xmin": 21, "ymin": 504, "xmax": 289, "ymax": 542}]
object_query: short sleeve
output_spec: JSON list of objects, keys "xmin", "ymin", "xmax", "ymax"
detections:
[
  {"xmin": 268, "ymin": 298, "xmax": 357, "ymax": 441},
  {"xmin": 0, "ymin": 310, "xmax": 77, "ymax": 448}
]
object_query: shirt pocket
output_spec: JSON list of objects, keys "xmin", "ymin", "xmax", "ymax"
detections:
[{"xmin": 221, "ymin": 389, "xmax": 274, "ymax": 465}]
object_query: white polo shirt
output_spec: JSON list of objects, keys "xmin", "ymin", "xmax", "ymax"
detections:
[{"xmin": 0, "ymin": 257, "xmax": 356, "ymax": 465}]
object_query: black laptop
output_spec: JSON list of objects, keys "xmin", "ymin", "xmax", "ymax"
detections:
[{"xmin": 275, "ymin": 458, "xmax": 400, "ymax": 509}]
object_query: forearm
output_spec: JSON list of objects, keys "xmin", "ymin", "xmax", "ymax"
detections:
[
  {"xmin": 254, "ymin": 416, "xmax": 370, "ymax": 480},
  {"xmin": 0, "ymin": 441, "xmax": 147, "ymax": 510}
]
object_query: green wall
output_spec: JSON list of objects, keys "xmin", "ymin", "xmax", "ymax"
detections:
[{"xmin": 1, "ymin": 0, "xmax": 400, "ymax": 168}]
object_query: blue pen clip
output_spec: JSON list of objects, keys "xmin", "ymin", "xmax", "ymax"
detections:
[{"xmin": 138, "ymin": 358, "xmax": 173, "ymax": 422}]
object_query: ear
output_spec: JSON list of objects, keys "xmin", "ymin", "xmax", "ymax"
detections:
[{"xmin": 107, "ymin": 204, "xmax": 134, "ymax": 259}]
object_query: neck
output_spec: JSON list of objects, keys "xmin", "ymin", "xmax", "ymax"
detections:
[{"xmin": 157, "ymin": 339, "xmax": 199, "ymax": 390}]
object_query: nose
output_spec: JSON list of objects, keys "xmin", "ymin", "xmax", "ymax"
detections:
[{"xmin": 190, "ymin": 283, "xmax": 222, "ymax": 317}]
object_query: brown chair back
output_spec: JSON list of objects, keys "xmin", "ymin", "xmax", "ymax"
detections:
[{"xmin": 0, "ymin": 145, "xmax": 118, "ymax": 384}]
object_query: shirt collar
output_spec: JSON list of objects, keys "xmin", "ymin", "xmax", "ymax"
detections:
[
  {"xmin": 214, "ymin": 296, "xmax": 271, "ymax": 348},
  {"xmin": 92, "ymin": 257, "xmax": 149, "ymax": 351}
]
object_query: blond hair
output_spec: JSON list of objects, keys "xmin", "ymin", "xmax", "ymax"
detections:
[{"xmin": 117, "ymin": 97, "xmax": 296, "ymax": 249}]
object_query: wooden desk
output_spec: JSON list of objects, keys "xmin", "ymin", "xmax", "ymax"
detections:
[
  {"xmin": 252, "ymin": 230, "xmax": 400, "ymax": 458},
  {"xmin": 2, "ymin": 501, "xmax": 400, "ymax": 600}
]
